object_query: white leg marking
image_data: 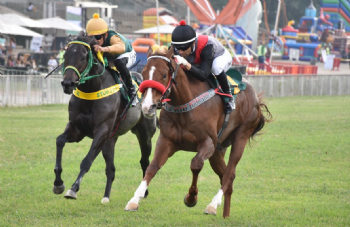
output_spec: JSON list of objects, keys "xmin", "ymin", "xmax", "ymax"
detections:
[
  {"xmin": 208, "ymin": 189, "xmax": 223, "ymax": 209},
  {"xmin": 127, "ymin": 180, "xmax": 148, "ymax": 205}
]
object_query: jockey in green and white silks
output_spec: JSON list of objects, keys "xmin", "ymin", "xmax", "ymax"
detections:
[{"xmin": 86, "ymin": 13, "xmax": 138, "ymax": 106}]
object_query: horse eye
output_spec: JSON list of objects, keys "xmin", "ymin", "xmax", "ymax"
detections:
[{"xmin": 163, "ymin": 74, "xmax": 167, "ymax": 79}]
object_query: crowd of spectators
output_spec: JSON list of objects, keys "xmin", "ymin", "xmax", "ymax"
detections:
[{"xmin": 0, "ymin": 35, "xmax": 64, "ymax": 75}]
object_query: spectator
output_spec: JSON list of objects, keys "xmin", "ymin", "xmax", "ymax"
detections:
[
  {"xmin": 57, "ymin": 47, "xmax": 65, "ymax": 64},
  {"xmin": 35, "ymin": 46, "xmax": 44, "ymax": 53},
  {"xmin": 0, "ymin": 43, "xmax": 5, "ymax": 65},
  {"xmin": 27, "ymin": 2, "xmax": 37, "ymax": 12},
  {"xmin": 257, "ymin": 41, "xmax": 267, "ymax": 69},
  {"xmin": 7, "ymin": 37, "xmax": 16, "ymax": 56},
  {"xmin": 27, "ymin": 56, "xmax": 38, "ymax": 74},
  {"xmin": 47, "ymin": 55, "xmax": 58, "ymax": 72},
  {"xmin": 16, "ymin": 54, "xmax": 25, "ymax": 67},
  {"xmin": 7, "ymin": 55, "xmax": 15, "ymax": 67},
  {"xmin": 265, "ymin": 48, "xmax": 271, "ymax": 63}
]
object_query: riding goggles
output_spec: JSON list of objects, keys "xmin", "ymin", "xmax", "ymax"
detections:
[
  {"xmin": 174, "ymin": 45, "xmax": 191, "ymax": 51},
  {"xmin": 94, "ymin": 34, "xmax": 103, "ymax": 40}
]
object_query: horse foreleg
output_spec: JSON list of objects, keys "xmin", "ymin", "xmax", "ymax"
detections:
[
  {"xmin": 53, "ymin": 122, "xmax": 82, "ymax": 195},
  {"xmin": 124, "ymin": 135, "xmax": 175, "ymax": 211},
  {"xmin": 185, "ymin": 136, "xmax": 216, "ymax": 208},
  {"xmin": 101, "ymin": 137, "xmax": 117, "ymax": 204},
  {"xmin": 65, "ymin": 126, "xmax": 109, "ymax": 200}
]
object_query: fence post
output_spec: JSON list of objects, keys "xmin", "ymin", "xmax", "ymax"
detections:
[
  {"xmin": 269, "ymin": 76, "xmax": 273, "ymax": 97},
  {"xmin": 301, "ymin": 76, "xmax": 304, "ymax": 96},
  {"xmin": 3, "ymin": 75, "xmax": 10, "ymax": 106},
  {"xmin": 27, "ymin": 75, "xmax": 31, "ymax": 106},
  {"xmin": 47, "ymin": 78, "xmax": 51, "ymax": 104},
  {"xmin": 281, "ymin": 76, "xmax": 284, "ymax": 97}
]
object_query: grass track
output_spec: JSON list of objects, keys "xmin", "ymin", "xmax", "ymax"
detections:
[{"xmin": 0, "ymin": 96, "xmax": 349, "ymax": 226}]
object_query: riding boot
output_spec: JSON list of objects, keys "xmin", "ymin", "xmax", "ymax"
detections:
[
  {"xmin": 216, "ymin": 71, "xmax": 235, "ymax": 114},
  {"xmin": 114, "ymin": 57, "xmax": 138, "ymax": 107},
  {"xmin": 124, "ymin": 73, "xmax": 138, "ymax": 107}
]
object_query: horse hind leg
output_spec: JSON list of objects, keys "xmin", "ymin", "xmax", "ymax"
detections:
[
  {"xmin": 206, "ymin": 132, "xmax": 249, "ymax": 218},
  {"xmin": 53, "ymin": 122, "xmax": 83, "ymax": 195},
  {"xmin": 203, "ymin": 148, "xmax": 227, "ymax": 215},
  {"xmin": 100, "ymin": 137, "xmax": 117, "ymax": 204}
]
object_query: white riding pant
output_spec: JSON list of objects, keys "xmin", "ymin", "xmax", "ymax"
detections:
[
  {"xmin": 211, "ymin": 49, "xmax": 232, "ymax": 76},
  {"xmin": 117, "ymin": 49, "xmax": 137, "ymax": 68}
]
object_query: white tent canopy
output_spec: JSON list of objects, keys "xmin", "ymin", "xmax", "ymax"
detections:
[
  {"xmin": 0, "ymin": 13, "xmax": 50, "ymax": 28},
  {"xmin": 37, "ymin": 17, "xmax": 82, "ymax": 31},
  {"xmin": 134, "ymin": 24, "xmax": 176, "ymax": 34},
  {"xmin": 0, "ymin": 18, "xmax": 43, "ymax": 37}
]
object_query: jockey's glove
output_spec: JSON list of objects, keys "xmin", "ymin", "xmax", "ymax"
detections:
[{"xmin": 174, "ymin": 55, "xmax": 188, "ymax": 66}]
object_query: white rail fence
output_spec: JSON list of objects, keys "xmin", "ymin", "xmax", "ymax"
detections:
[
  {"xmin": 0, "ymin": 75, "xmax": 70, "ymax": 107},
  {"xmin": 0, "ymin": 74, "xmax": 349, "ymax": 107}
]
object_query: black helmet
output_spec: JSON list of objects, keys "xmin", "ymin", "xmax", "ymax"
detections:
[{"xmin": 171, "ymin": 20, "xmax": 197, "ymax": 50}]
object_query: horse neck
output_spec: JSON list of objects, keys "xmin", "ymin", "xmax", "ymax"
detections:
[
  {"xmin": 167, "ymin": 70, "xmax": 210, "ymax": 106},
  {"xmin": 78, "ymin": 62, "xmax": 111, "ymax": 92}
]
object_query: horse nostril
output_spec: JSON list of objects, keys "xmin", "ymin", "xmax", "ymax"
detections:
[
  {"xmin": 71, "ymin": 81, "xmax": 76, "ymax": 86},
  {"xmin": 150, "ymin": 104, "xmax": 157, "ymax": 111}
]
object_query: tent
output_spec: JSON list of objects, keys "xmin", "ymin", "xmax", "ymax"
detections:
[
  {"xmin": 134, "ymin": 24, "xmax": 176, "ymax": 34},
  {"xmin": 0, "ymin": 18, "xmax": 43, "ymax": 37},
  {"xmin": 37, "ymin": 17, "xmax": 82, "ymax": 31},
  {"xmin": 0, "ymin": 13, "xmax": 49, "ymax": 28}
]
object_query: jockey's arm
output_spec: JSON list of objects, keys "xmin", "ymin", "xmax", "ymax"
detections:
[
  {"xmin": 187, "ymin": 44, "xmax": 214, "ymax": 82},
  {"xmin": 102, "ymin": 35, "xmax": 126, "ymax": 54}
]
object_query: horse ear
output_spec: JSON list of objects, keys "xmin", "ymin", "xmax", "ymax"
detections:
[
  {"xmin": 166, "ymin": 45, "xmax": 174, "ymax": 59},
  {"xmin": 68, "ymin": 34, "xmax": 73, "ymax": 42},
  {"xmin": 147, "ymin": 47, "xmax": 153, "ymax": 57}
]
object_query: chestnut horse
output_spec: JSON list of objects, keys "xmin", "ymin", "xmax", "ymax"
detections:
[
  {"xmin": 124, "ymin": 47, "xmax": 272, "ymax": 218},
  {"xmin": 53, "ymin": 32, "xmax": 157, "ymax": 203}
]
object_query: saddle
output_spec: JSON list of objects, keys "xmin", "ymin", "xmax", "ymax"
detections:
[
  {"xmin": 97, "ymin": 52, "xmax": 142, "ymax": 103},
  {"xmin": 207, "ymin": 68, "xmax": 246, "ymax": 106}
]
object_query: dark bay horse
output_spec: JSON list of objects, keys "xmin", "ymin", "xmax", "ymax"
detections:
[
  {"xmin": 53, "ymin": 32, "xmax": 157, "ymax": 204},
  {"xmin": 124, "ymin": 47, "xmax": 272, "ymax": 218}
]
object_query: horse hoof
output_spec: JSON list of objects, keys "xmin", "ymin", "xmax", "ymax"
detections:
[
  {"xmin": 64, "ymin": 189, "xmax": 77, "ymax": 199},
  {"xmin": 184, "ymin": 194, "xmax": 197, "ymax": 207},
  {"xmin": 124, "ymin": 202, "xmax": 139, "ymax": 211},
  {"xmin": 53, "ymin": 184, "xmax": 65, "ymax": 194},
  {"xmin": 144, "ymin": 189, "xmax": 149, "ymax": 199},
  {"xmin": 101, "ymin": 197, "xmax": 110, "ymax": 204},
  {"xmin": 204, "ymin": 205, "xmax": 217, "ymax": 215}
]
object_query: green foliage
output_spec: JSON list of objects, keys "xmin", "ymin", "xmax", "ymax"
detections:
[{"xmin": 0, "ymin": 96, "xmax": 349, "ymax": 226}]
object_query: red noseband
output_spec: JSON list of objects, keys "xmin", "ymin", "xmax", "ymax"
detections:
[{"xmin": 139, "ymin": 80, "xmax": 167, "ymax": 94}]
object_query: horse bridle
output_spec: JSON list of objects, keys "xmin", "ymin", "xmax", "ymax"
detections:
[
  {"xmin": 63, "ymin": 41, "xmax": 105, "ymax": 85},
  {"xmin": 139, "ymin": 55, "xmax": 179, "ymax": 108}
]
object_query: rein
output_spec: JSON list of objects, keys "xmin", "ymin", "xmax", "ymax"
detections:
[
  {"xmin": 139, "ymin": 55, "xmax": 179, "ymax": 107},
  {"xmin": 63, "ymin": 41, "xmax": 105, "ymax": 85}
]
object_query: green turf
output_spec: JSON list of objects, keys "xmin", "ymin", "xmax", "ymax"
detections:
[{"xmin": 0, "ymin": 96, "xmax": 349, "ymax": 226}]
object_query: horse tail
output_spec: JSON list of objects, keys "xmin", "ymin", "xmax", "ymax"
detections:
[{"xmin": 251, "ymin": 93, "xmax": 273, "ymax": 139}]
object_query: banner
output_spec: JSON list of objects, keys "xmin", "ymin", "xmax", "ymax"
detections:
[{"xmin": 30, "ymin": 36, "xmax": 42, "ymax": 52}]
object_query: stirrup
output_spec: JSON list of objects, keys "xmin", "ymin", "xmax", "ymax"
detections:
[
  {"xmin": 225, "ymin": 98, "xmax": 235, "ymax": 114},
  {"xmin": 128, "ymin": 93, "xmax": 138, "ymax": 107}
]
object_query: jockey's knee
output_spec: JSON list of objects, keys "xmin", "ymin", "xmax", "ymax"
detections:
[{"xmin": 114, "ymin": 57, "xmax": 127, "ymax": 70}]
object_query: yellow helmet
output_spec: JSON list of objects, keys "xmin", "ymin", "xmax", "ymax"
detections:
[{"xmin": 86, "ymin": 13, "xmax": 108, "ymax": 36}]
